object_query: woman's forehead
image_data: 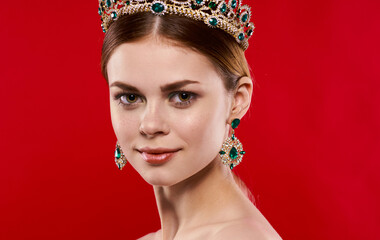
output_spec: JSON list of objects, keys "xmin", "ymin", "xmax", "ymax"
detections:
[{"xmin": 107, "ymin": 38, "xmax": 220, "ymax": 86}]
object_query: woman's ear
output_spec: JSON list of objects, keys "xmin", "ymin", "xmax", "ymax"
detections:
[{"xmin": 230, "ymin": 76, "xmax": 253, "ymax": 120}]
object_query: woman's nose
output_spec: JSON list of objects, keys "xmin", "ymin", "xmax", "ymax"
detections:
[{"xmin": 139, "ymin": 102, "xmax": 170, "ymax": 138}]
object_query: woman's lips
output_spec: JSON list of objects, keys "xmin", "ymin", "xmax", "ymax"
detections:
[{"xmin": 139, "ymin": 148, "xmax": 180, "ymax": 165}]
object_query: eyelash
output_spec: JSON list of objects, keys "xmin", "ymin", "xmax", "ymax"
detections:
[{"xmin": 113, "ymin": 91, "xmax": 197, "ymax": 108}]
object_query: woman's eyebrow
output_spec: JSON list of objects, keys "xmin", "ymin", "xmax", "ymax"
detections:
[
  {"xmin": 110, "ymin": 79, "xmax": 200, "ymax": 93},
  {"xmin": 160, "ymin": 80, "xmax": 200, "ymax": 93},
  {"xmin": 109, "ymin": 81, "xmax": 141, "ymax": 93}
]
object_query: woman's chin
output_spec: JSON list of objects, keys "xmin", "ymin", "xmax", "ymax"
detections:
[
  {"xmin": 144, "ymin": 178, "xmax": 181, "ymax": 187},
  {"xmin": 139, "ymin": 170, "xmax": 183, "ymax": 187}
]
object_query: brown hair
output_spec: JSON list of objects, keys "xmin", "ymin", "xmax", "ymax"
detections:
[
  {"xmin": 101, "ymin": 12, "xmax": 255, "ymax": 204},
  {"xmin": 101, "ymin": 12, "xmax": 252, "ymax": 89}
]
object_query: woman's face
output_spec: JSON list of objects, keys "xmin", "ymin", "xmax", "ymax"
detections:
[{"xmin": 107, "ymin": 37, "xmax": 232, "ymax": 186}]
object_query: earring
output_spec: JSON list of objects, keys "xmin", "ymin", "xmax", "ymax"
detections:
[
  {"xmin": 115, "ymin": 141, "xmax": 127, "ymax": 170},
  {"xmin": 219, "ymin": 118, "xmax": 246, "ymax": 170}
]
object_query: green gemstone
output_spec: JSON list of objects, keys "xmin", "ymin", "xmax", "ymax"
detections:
[
  {"xmin": 236, "ymin": 14, "xmax": 240, "ymax": 18},
  {"xmin": 126, "ymin": 1, "xmax": 130, "ymax": 5},
  {"xmin": 152, "ymin": 2, "xmax": 165, "ymax": 13},
  {"xmin": 117, "ymin": 162, "xmax": 122, "ymax": 170},
  {"xmin": 247, "ymin": 29, "xmax": 253, "ymax": 36},
  {"xmin": 231, "ymin": 0, "xmax": 237, "ymax": 9},
  {"xmin": 106, "ymin": 0, "xmax": 112, "ymax": 7},
  {"xmin": 231, "ymin": 134, "xmax": 235, "ymax": 140},
  {"xmin": 220, "ymin": 3, "xmax": 227, "ymax": 13},
  {"xmin": 238, "ymin": 33, "xmax": 245, "ymax": 41},
  {"xmin": 208, "ymin": 2, "xmax": 216, "ymax": 8},
  {"xmin": 230, "ymin": 164, "xmax": 234, "ymax": 170},
  {"xmin": 242, "ymin": 14, "xmax": 248, "ymax": 22},
  {"xmin": 209, "ymin": 17, "xmax": 218, "ymax": 26},
  {"xmin": 111, "ymin": 12, "xmax": 117, "ymax": 19},
  {"xmin": 191, "ymin": 4, "xmax": 196, "ymax": 9},
  {"xmin": 229, "ymin": 147, "xmax": 238, "ymax": 160},
  {"xmin": 115, "ymin": 147, "xmax": 121, "ymax": 158},
  {"xmin": 112, "ymin": 0, "xmax": 117, "ymax": 3},
  {"xmin": 231, "ymin": 118, "xmax": 240, "ymax": 129},
  {"xmin": 219, "ymin": 150, "xmax": 226, "ymax": 155},
  {"xmin": 102, "ymin": 28, "xmax": 106, "ymax": 33},
  {"xmin": 196, "ymin": 0, "xmax": 203, "ymax": 4},
  {"xmin": 240, "ymin": 151, "xmax": 246, "ymax": 155},
  {"xmin": 98, "ymin": 8, "xmax": 102, "ymax": 15}
]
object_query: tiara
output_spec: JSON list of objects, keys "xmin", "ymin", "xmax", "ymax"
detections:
[{"xmin": 98, "ymin": 0, "xmax": 255, "ymax": 51}]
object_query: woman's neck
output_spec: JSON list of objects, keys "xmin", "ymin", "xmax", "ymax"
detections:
[{"xmin": 152, "ymin": 157, "xmax": 255, "ymax": 239}]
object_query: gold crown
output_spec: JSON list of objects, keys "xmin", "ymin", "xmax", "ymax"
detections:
[{"xmin": 98, "ymin": 0, "xmax": 255, "ymax": 51}]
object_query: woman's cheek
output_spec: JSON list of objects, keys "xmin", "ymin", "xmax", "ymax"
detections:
[
  {"xmin": 111, "ymin": 107, "xmax": 131, "ymax": 141},
  {"xmin": 177, "ymin": 107, "xmax": 214, "ymax": 145},
  {"xmin": 110, "ymin": 106, "xmax": 120, "ymax": 134}
]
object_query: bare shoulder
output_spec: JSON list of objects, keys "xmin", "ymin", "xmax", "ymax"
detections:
[
  {"xmin": 136, "ymin": 232, "xmax": 154, "ymax": 240},
  {"xmin": 137, "ymin": 229, "xmax": 161, "ymax": 240},
  {"xmin": 211, "ymin": 218, "xmax": 282, "ymax": 240}
]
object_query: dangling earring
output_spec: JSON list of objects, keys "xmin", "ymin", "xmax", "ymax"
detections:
[
  {"xmin": 219, "ymin": 118, "xmax": 246, "ymax": 170},
  {"xmin": 115, "ymin": 141, "xmax": 127, "ymax": 170}
]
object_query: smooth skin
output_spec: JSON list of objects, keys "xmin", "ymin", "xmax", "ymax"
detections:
[{"xmin": 107, "ymin": 35, "xmax": 281, "ymax": 240}]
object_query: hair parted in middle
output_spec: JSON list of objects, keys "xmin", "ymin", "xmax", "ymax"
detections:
[{"xmin": 101, "ymin": 12, "xmax": 254, "ymax": 92}]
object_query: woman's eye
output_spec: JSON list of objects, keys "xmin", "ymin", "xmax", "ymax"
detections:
[
  {"xmin": 114, "ymin": 93, "xmax": 142, "ymax": 106},
  {"xmin": 170, "ymin": 91, "xmax": 197, "ymax": 106},
  {"xmin": 121, "ymin": 94, "xmax": 138, "ymax": 103},
  {"xmin": 178, "ymin": 92, "xmax": 191, "ymax": 101},
  {"xmin": 114, "ymin": 91, "xmax": 196, "ymax": 108}
]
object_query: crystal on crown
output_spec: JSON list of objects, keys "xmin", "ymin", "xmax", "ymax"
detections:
[{"xmin": 98, "ymin": 0, "xmax": 255, "ymax": 51}]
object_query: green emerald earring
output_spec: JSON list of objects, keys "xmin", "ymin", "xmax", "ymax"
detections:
[
  {"xmin": 219, "ymin": 118, "xmax": 246, "ymax": 170},
  {"xmin": 115, "ymin": 141, "xmax": 127, "ymax": 170}
]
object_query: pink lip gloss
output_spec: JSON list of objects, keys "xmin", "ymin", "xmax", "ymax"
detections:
[{"xmin": 141, "ymin": 151, "xmax": 178, "ymax": 165}]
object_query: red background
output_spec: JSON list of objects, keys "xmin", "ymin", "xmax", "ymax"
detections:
[{"xmin": 1, "ymin": 0, "xmax": 379, "ymax": 239}]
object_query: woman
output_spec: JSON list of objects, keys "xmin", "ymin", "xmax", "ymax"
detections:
[{"xmin": 99, "ymin": 0, "xmax": 281, "ymax": 239}]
